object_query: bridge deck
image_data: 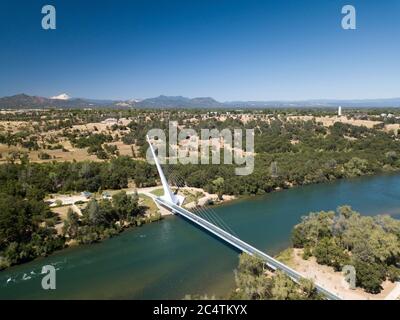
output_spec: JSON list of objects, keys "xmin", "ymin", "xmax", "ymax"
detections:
[{"xmin": 155, "ymin": 197, "xmax": 342, "ymax": 300}]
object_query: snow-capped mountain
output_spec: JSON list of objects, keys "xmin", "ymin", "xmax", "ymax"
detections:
[{"xmin": 50, "ymin": 93, "xmax": 71, "ymax": 100}]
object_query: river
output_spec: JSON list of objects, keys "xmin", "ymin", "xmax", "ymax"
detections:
[{"xmin": 1, "ymin": 173, "xmax": 400, "ymax": 299}]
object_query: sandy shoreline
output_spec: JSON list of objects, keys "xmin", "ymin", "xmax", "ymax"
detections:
[{"xmin": 281, "ymin": 248, "xmax": 400, "ymax": 300}]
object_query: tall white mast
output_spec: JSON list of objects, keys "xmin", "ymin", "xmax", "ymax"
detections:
[{"xmin": 146, "ymin": 135, "xmax": 183, "ymax": 205}]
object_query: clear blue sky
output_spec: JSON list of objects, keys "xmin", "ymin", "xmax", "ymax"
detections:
[{"xmin": 0, "ymin": 0, "xmax": 399, "ymax": 101}]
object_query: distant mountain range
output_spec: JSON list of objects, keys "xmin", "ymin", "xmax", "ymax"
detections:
[
  {"xmin": 0, "ymin": 94, "xmax": 119, "ymax": 109},
  {"xmin": 135, "ymin": 95, "xmax": 222, "ymax": 108},
  {"xmin": 1, "ymin": 93, "xmax": 400, "ymax": 109}
]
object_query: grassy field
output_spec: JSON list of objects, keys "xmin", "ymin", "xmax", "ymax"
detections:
[
  {"xmin": 275, "ymin": 248, "xmax": 294, "ymax": 268},
  {"xmin": 0, "ymin": 117, "xmax": 140, "ymax": 163},
  {"xmin": 150, "ymin": 188, "xmax": 164, "ymax": 197},
  {"xmin": 139, "ymin": 194, "xmax": 159, "ymax": 215},
  {"xmin": 181, "ymin": 189, "xmax": 204, "ymax": 205}
]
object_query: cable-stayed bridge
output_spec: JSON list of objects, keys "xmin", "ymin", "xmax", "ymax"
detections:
[{"xmin": 147, "ymin": 136, "xmax": 342, "ymax": 300}]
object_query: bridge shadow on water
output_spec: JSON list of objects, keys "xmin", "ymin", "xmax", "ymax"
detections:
[{"xmin": 177, "ymin": 213, "xmax": 243, "ymax": 255}]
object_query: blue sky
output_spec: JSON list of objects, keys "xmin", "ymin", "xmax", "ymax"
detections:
[{"xmin": 0, "ymin": 0, "xmax": 399, "ymax": 101}]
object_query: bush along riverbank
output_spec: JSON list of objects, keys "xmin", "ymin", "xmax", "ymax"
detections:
[
  {"xmin": 228, "ymin": 205, "xmax": 400, "ymax": 300},
  {"xmin": 291, "ymin": 206, "xmax": 400, "ymax": 294},
  {"xmin": 0, "ymin": 190, "xmax": 162, "ymax": 271}
]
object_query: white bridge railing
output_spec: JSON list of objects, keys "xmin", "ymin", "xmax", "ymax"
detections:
[
  {"xmin": 147, "ymin": 137, "xmax": 342, "ymax": 300},
  {"xmin": 155, "ymin": 197, "xmax": 342, "ymax": 300}
]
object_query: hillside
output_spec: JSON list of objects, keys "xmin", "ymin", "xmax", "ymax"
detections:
[{"xmin": 1, "ymin": 93, "xmax": 400, "ymax": 109}]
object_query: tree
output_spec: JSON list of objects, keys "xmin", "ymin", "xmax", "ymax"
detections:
[
  {"xmin": 112, "ymin": 191, "xmax": 140, "ymax": 222},
  {"xmin": 62, "ymin": 209, "xmax": 80, "ymax": 239},
  {"xmin": 212, "ymin": 177, "xmax": 224, "ymax": 200},
  {"xmin": 291, "ymin": 211, "xmax": 334, "ymax": 247},
  {"xmin": 292, "ymin": 206, "xmax": 400, "ymax": 293},
  {"xmin": 353, "ymin": 259, "xmax": 384, "ymax": 294},
  {"xmin": 232, "ymin": 254, "xmax": 321, "ymax": 300},
  {"xmin": 233, "ymin": 254, "xmax": 272, "ymax": 300},
  {"xmin": 0, "ymin": 194, "xmax": 61, "ymax": 267},
  {"xmin": 38, "ymin": 152, "xmax": 51, "ymax": 160},
  {"xmin": 344, "ymin": 157, "xmax": 369, "ymax": 177},
  {"xmin": 84, "ymin": 199, "xmax": 106, "ymax": 226},
  {"xmin": 270, "ymin": 271, "xmax": 298, "ymax": 300},
  {"xmin": 237, "ymin": 253, "xmax": 264, "ymax": 276},
  {"xmin": 387, "ymin": 265, "xmax": 400, "ymax": 282},
  {"xmin": 0, "ymin": 195, "xmax": 36, "ymax": 251},
  {"xmin": 385, "ymin": 151, "xmax": 398, "ymax": 164},
  {"xmin": 313, "ymin": 237, "xmax": 348, "ymax": 271}
]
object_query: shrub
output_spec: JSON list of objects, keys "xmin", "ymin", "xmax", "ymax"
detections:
[
  {"xmin": 38, "ymin": 152, "xmax": 51, "ymax": 160},
  {"xmin": 387, "ymin": 265, "xmax": 400, "ymax": 282},
  {"xmin": 302, "ymin": 246, "xmax": 312, "ymax": 260},
  {"xmin": 353, "ymin": 259, "xmax": 385, "ymax": 294}
]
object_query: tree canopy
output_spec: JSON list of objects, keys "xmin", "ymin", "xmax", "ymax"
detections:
[{"xmin": 292, "ymin": 206, "xmax": 400, "ymax": 293}]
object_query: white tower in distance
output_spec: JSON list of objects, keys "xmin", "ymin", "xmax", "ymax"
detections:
[{"xmin": 338, "ymin": 106, "xmax": 342, "ymax": 117}]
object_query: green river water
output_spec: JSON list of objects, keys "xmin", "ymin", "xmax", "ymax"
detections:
[{"xmin": 1, "ymin": 173, "xmax": 400, "ymax": 299}]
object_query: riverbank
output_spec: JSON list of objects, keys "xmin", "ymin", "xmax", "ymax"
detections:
[
  {"xmin": 2, "ymin": 173, "xmax": 400, "ymax": 299},
  {"xmin": 1, "ymin": 185, "xmax": 236, "ymax": 271},
  {"xmin": 48, "ymin": 185, "xmax": 237, "ymax": 217},
  {"xmin": 276, "ymin": 248, "xmax": 400, "ymax": 300}
]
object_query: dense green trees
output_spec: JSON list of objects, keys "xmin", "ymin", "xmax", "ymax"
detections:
[
  {"xmin": 211, "ymin": 177, "xmax": 225, "ymax": 200},
  {"xmin": 0, "ymin": 189, "xmax": 147, "ymax": 270},
  {"xmin": 62, "ymin": 209, "xmax": 79, "ymax": 239},
  {"xmin": 157, "ymin": 118, "xmax": 400, "ymax": 196},
  {"xmin": 70, "ymin": 191, "xmax": 143, "ymax": 245},
  {"xmin": 291, "ymin": 206, "xmax": 400, "ymax": 293},
  {"xmin": 2, "ymin": 110, "xmax": 400, "ymax": 274},
  {"xmin": 0, "ymin": 154, "xmax": 157, "ymax": 269},
  {"xmin": 0, "ymin": 156, "xmax": 158, "ymax": 196},
  {"xmin": 3, "ymin": 110, "xmax": 400, "ymax": 198},
  {"xmin": 313, "ymin": 237, "xmax": 348, "ymax": 271},
  {"xmin": 352, "ymin": 259, "xmax": 385, "ymax": 294},
  {"xmin": 72, "ymin": 133, "xmax": 113, "ymax": 149},
  {"xmin": 0, "ymin": 195, "xmax": 63, "ymax": 269},
  {"xmin": 231, "ymin": 253, "xmax": 322, "ymax": 300},
  {"xmin": 112, "ymin": 191, "xmax": 140, "ymax": 222}
]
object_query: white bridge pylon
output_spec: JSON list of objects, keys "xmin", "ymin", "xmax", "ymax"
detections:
[
  {"xmin": 146, "ymin": 135, "xmax": 184, "ymax": 206},
  {"xmin": 146, "ymin": 136, "xmax": 342, "ymax": 300}
]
